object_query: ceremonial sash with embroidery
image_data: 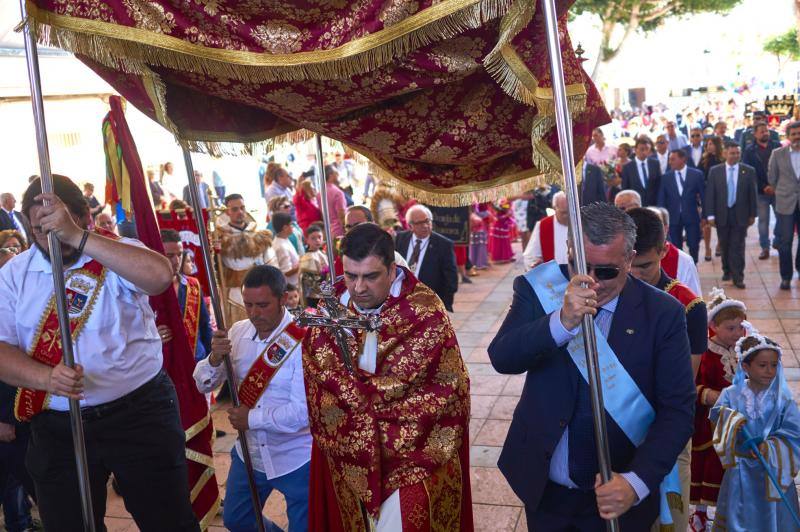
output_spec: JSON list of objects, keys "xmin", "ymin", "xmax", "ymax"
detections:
[
  {"xmin": 183, "ymin": 276, "xmax": 202, "ymax": 359},
  {"xmin": 15, "ymin": 259, "xmax": 107, "ymax": 421},
  {"xmin": 525, "ymin": 261, "xmax": 681, "ymax": 527},
  {"xmin": 238, "ymin": 322, "xmax": 305, "ymax": 408}
]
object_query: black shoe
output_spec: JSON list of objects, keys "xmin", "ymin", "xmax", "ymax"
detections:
[
  {"xmin": 722, "ymin": 273, "xmax": 731, "ymax": 281},
  {"xmin": 715, "ymin": 250, "xmax": 722, "ymax": 257},
  {"xmin": 759, "ymin": 249, "xmax": 770, "ymax": 260},
  {"xmin": 215, "ymin": 429, "xmax": 227, "ymax": 438},
  {"xmin": 781, "ymin": 280, "xmax": 791, "ymax": 290},
  {"xmin": 704, "ymin": 255, "xmax": 712, "ymax": 262},
  {"xmin": 773, "ymin": 241, "xmax": 780, "ymax": 250},
  {"xmin": 460, "ymin": 275, "xmax": 473, "ymax": 284},
  {"xmin": 733, "ymin": 280, "xmax": 746, "ymax": 289}
]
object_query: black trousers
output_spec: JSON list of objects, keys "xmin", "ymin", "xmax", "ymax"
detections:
[
  {"xmin": 777, "ymin": 205, "xmax": 800, "ymax": 281},
  {"xmin": 25, "ymin": 371, "xmax": 199, "ymax": 532},
  {"xmin": 717, "ymin": 221, "xmax": 748, "ymax": 282},
  {"xmin": 527, "ymin": 481, "xmax": 657, "ymax": 531}
]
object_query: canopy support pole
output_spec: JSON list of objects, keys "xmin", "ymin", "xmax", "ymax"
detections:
[
  {"xmin": 181, "ymin": 148, "xmax": 266, "ymax": 532},
  {"xmin": 18, "ymin": 2, "xmax": 96, "ymax": 530},
  {"xmin": 541, "ymin": 2, "xmax": 619, "ymax": 531},
  {"xmin": 314, "ymin": 134, "xmax": 338, "ymax": 285}
]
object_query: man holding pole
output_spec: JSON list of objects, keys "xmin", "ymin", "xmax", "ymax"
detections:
[
  {"xmin": 0, "ymin": 175, "xmax": 199, "ymax": 530},
  {"xmin": 488, "ymin": 202, "xmax": 695, "ymax": 529}
]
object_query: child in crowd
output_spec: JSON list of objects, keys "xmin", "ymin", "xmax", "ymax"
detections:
[
  {"xmin": 469, "ymin": 203, "xmax": 491, "ymax": 270},
  {"xmin": 488, "ymin": 199, "xmax": 515, "ymax": 263},
  {"xmin": 710, "ymin": 332, "xmax": 800, "ymax": 531},
  {"xmin": 271, "ymin": 212, "xmax": 300, "ymax": 286},
  {"xmin": 690, "ymin": 288, "xmax": 747, "ymax": 531},
  {"xmin": 285, "ymin": 284, "xmax": 301, "ymax": 312},
  {"xmin": 299, "ymin": 223, "xmax": 329, "ymax": 308}
]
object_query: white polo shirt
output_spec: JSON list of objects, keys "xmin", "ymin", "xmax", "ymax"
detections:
[{"xmin": 0, "ymin": 240, "xmax": 163, "ymax": 410}]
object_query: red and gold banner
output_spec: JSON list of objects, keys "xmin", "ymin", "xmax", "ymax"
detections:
[
  {"xmin": 156, "ymin": 208, "xmax": 213, "ymax": 297},
  {"xmin": 14, "ymin": 259, "xmax": 106, "ymax": 422},
  {"xmin": 238, "ymin": 322, "xmax": 306, "ymax": 409},
  {"xmin": 24, "ymin": 0, "xmax": 609, "ymax": 205},
  {"xmin": 183, "ymin": 276, "xmax": 201, "ymax": 360}
]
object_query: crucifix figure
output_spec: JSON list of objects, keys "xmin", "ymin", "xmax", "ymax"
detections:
[{"xmin": 292, "ymin": 280, "xmax": 381, "ymax": 373}]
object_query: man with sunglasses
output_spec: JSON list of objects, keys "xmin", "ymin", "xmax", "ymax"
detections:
[
  {"xmin": 489, "ymin": 202, "xmax": 694, "ymax": 530},
  {"xmin": 684, "ymin": 127, "xmax": 704, "ymax": 169}
]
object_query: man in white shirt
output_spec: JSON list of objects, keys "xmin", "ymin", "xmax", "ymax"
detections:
[
  {"xmin": 0, "ymin": 175, "xmax": 198, "ymax": 531},
  {"xmin": 685, "ymin": 127, "xmax": 704, "ymax": 168},
  {"xmin": 584, "ymin": 127, "xmax": 617, "ymax": 166},
  {"xmin": 647, "ymin": 207, "xmax": 702, "ymax": 298},
  {"xmin": 194, "ymin": 265, "xmax": 310, "ymax": 531},
  {"xmin": 271, "ymin": 212, "xmax": 300, "ymax": 286},
  {"xmin": 523, "ymin": 191, "xmax": 569, "ymax": 269},
  {"xmin": 653, "ymin": 134, "xmax": 670, "ymax": 174}
]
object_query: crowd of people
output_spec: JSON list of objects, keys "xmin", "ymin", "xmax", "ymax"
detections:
[{"xmin": 0, "ymin": 95, "xmax": 799, "ymax": 531}]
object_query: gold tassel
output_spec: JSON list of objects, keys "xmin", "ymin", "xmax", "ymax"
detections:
[
  {"xmin": 21, "ymin": 0, "xmax": 516, "ymax": 84},
  {"xmin": 667, "ymin": 491, "xmax": 684, "ymax": 512},
  {"xmin": 659, "ymin": 524, "xmax": 675, "ymax": 532}
]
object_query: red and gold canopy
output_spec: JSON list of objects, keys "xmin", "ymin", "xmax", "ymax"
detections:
[{"xmin": 23, "ymin": 0, "xmax": 608, "ymax": 204}]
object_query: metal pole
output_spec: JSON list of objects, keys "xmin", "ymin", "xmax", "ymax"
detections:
[
  {"xmin": 181, "ymin": 148, "xmax": 266, "ymax": 532},
  {"xmin": 541, "ymin": 1, "xmax": 618, "ymax": 530},
  {"xmin": 314, "ymin": 134, "xmax": 338, "ymax": 285},
  {"xmin": 18, "ymin": 3, "xmax": 96, "ymax": 530}
]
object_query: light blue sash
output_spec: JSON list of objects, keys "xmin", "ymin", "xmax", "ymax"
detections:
[{"xmin": 525, "ymin": 261, "xmax": 681, "ymax": 524}]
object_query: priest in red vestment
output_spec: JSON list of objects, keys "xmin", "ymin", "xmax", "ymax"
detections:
[{"xmin": 303, "ymin": 223, "xmax": 473, "ymax": 531}]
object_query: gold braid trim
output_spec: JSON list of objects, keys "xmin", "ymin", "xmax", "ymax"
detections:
[
  {"xmin": 22, "ymin": 0, "xmax": 514, "ymax": 83},
  {"xmin": 190, "ymin": 465, "xmax": 216, "ymax": 502},
  {"xmin": 198, "ymin": 496, "xmax": 222, "ymax": 531},
  {"xmin": 685, "ymin": 297, "xmax": 704, "ymax": 314},
  {"xmin": 185, "ymin": 413, "xmax": 210, "ymax": 442},
  {"xmin": 186, "ymin": 448, "xmax": 215, "ymax": 468}
]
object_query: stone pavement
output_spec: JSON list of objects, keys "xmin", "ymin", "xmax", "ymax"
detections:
[{"xmin": 94, "ymin": 229, "xmax": 800, "ymax": 531}]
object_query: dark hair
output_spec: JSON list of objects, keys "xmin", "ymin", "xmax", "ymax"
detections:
[
  {"xmin": 741, "ymin": 335, "xmax": 780, "ymax": 365},
  {"xmin": 22, "ymin": 174, "xmax": 89, "ymax": 220},
  {"xmin": 160, "ymin": 229, "xmax": 181, "ymax": 243},
  {"xmin": 724, "ymin": 140, "xmax": 740, "ymax": 150},
  {"xmin": 169, "ymin": 199, "xmax": 188, "ymax": 210},
  {"xmin": 753, "ymin": 121, "xmax": 769, "ymax": 133},
  {"xmin": 305, "ymin": 222, "xmax": 323, "ymax": 236},
  {"xmin": 786, "ymin": 121, "xmax": 800, "ymax": 134},
  {"xmin": 272, "ymin": 212, "xmax": 292, "ymax": 234},
  {"xmin": 285, "ymin": 283, "xmax": 298, "ymax": 292},
  {"xmin": 346, "ymin": 205, "xmax": 373, "ymax": 222},
  {"xmin": 340, "ymin": 223, "xmax": 395, "ymax": 269},
  {"xmin": 324, "ymin": 165, "xmax": 338, "ymax": 181},
  {"xmin": 627, "ymin": 207, "xmax": 665, "ymax": 255},
  {"xmin": 670, "ymin": 148, "xmax": 687, "ymax": 160},
  {"xmin": 243, "ymin": 265, "xmax": 286, "ymax": 297},
  {"xmin": 224, "ymin": 193, "xmax": 244, "ymax": 206},
  {"xmin": 634, "ymin": 135, "xmax": 652, "ymax": 149}
]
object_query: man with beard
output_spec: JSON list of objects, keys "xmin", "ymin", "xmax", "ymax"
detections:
[
  {"xmin": 217, "ymin": 193, "xmax": 277, "ymax": 323},
  {"xmin": 0, "ymin": 175, "xmax": 198, "ymax": 530},
  {"xmin": 304, "ymin": 223, "xmax": 472, "ymax": 531}
]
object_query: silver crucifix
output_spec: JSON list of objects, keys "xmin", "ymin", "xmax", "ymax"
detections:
[{"xmin": 292, "ymin": 280, "xmax": 381, "ymax": 373}]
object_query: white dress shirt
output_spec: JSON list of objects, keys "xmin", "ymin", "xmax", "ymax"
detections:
[
  {"xmin": 635, "ymin": 157, "xmax": 650, "ymax": 189},
  {"xmin": 340, "ymin": 270, "xmax": 405, "ymax": 530},
  {"xmin": 193, "ymin": 310, "xmax": 311, "ymax": 479},
  {"xmin": 0, "ymin": 241, "xmax": 163, "ymax": 410},
  {"xmin": 405, "ymin": 235, "xmax": 430, "ymax": 277},
  {"xmin": 690, "ymin": 145, "xmax": 702, "ymax": 167},
  {"xmin": 524, "ymin": 217, "xmax": 569, "ymax": 269},
  {"xmin": 673, "ymin": 165, "xmax": 687, "ymax": 196},
  {"xmin": 676, "ymin": 248, "xmax": 702, "ymax": 296},
  {"xmin": 656, "ymin": 152, "xmax": 669, "ymax": 174},
  {"xmin": 273, "ymin": 236, "xmax": 299, "ymax": 285}
]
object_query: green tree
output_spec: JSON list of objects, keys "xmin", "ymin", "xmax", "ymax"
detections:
[
  {"xmin": 763, "ymin": 28, "xmax": 800, "ymax": 76},
  {"xmin": 571, "ymin": 0, "xmax": 742, "ymax": 80}
]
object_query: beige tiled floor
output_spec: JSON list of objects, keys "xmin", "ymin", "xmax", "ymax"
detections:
[{"xmin": 92, "ymin": 227, "xmax": 800, "ymax": 530}]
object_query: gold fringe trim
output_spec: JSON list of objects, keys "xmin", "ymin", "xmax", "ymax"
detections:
[
  {"xmin": 182, "ymin": 129, "xmax": 318, "ymax": 158},
  {"xmin": 659, "ymin": 525, "xmax": 674, "ymax": 532},
  {"xmin": 23, "ymin": 0, "xmax": 514, "ymax": 83},
  {"xmin": 667, "ymin": 491, "xmax": 683, "ymax": 512}
]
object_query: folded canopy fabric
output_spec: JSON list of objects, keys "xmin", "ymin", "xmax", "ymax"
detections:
[{"xmin": 24, "ymin": 0, "xmax": 609, "ymax": 204}]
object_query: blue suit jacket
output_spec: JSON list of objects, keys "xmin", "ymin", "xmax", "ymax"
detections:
[
  {"xmin": 488, "ymin": 270, "xmax": 695, "ymax": 525},
  {"xmin": 580, "ymin": 163, "xmax": 607, "ymax": 206},
  {"xmin": 683, "ymin": 145, "xmax": 704, "ymax": 169},
  {"xmin": 657, "ymin": 166, "xmax": 705, "ymax": 224}
]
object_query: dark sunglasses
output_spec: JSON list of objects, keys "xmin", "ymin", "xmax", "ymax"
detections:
[{"xmin": 570, "ymin": 259, "xmax": 621, "ymax": 280}]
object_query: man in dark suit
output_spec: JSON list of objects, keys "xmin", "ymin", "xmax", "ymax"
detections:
[
  {"xmin": 580, "ymin": 162, "xmax": 606, "ymax": 205},
  {"xmin": 706, "ymin": 142, "xmax": 758, "ymax": 289},
  {"xmin": 395, "ymin": 205, "xmax": 458, "ymax": 311},
  {"xmin": 683, "ymin": 127, "xmax": 704, "ymax": 169},
  {"xmin": 488, "ymin": 203, "xmax": 694, "ymax": 530},
  {"xmin": 742, "ymin": 121, "xmax": 782, "ymax": 259},
  {"xmin": 621, "ymin": 136, "xmax": 661, "ymax": 206},
  {"xmin": 657, "ymin": 150, "xmax": 705, "ymax": 263},
  {"xmin": 0, "ymin": 193, "xmax": 32, "ymax": 245}
]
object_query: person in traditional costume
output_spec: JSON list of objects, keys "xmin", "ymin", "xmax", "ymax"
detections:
[
  {"xmin": 217, "ymin": 193, "xmax": 277, "ymax": 324},
  {"xmin": 159, "ymin": 229, "xmax": 212, "ymax": 363},
  {"xmin": 469, "ymin": 202, "xmax": 491, "ymax": 270},
  {"xmin": 710, "ymin": 332, "xmax": 800, "ymax": 531},
  {"xmin": 303, "ymin": 223, "xmax": 473, "ymax": 531},
  {"xmin": 627, "ymin": 208, "xmax": 709, "ymax": 532},
  {"xmin": 488, "ymin": 199, "xmax": 515, "ymax": 263},
  {"xmin": 523, "ymin": 191, "xmax": 570, "ymax": 270},
  {"xmin": 0, "ymin": 175, "xmax": 199, "ymax": 530},
  {"xmin": 649, "ymin": 206, "xmax": 702, "ymax": 296},
  {"xmin": 690, "ymin": 288, "xmax": 747, "ymax": 531},
  {"xmin": 194, "ymin": 265, "xmax": 310, "ymax": 531}
]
